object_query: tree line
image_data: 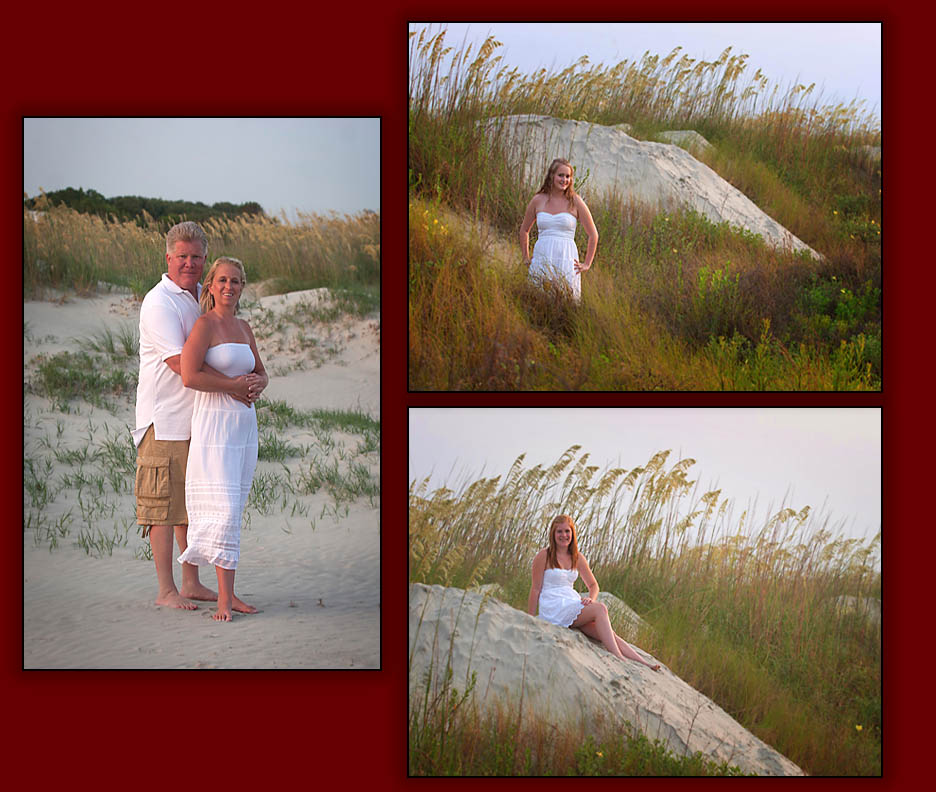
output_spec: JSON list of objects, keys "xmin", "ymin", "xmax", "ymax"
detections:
[{"xmin": 24, "ymin": 187, "xmax": 267, "ymax": 227}]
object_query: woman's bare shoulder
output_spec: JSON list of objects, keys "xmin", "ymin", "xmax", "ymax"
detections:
[{"xmin": 190, "ymin": 313, "xmax": 214, "ymax": 337}]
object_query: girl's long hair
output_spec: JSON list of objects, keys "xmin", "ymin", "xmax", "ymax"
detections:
[
  {"xmin": 537, "ymin": 158, "xmax": 577, "ymax": 210},
  {"xmin": 199, "ymin": 256, "xmax": 246, "ymax": 314},
  {"xmin": 546, "ymin": 514, "xmax": 580, "ymax": 570}
]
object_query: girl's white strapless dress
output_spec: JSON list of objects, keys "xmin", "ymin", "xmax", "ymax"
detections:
[
  {"xmin": 537, "ymin": 566, "xmax": 586, "ymax": 627},
  {"xmin": 528, "ymin": 211, "xmax": 580, "ymax": 301},
  {"xmin": 178, "ymin": 343, "xmax": 259, "ymax": 570}
]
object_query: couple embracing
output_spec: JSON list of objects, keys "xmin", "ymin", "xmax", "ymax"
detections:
[{"xmin": 133, "ymin": 221, "xmax": 267, "ymax": 622}]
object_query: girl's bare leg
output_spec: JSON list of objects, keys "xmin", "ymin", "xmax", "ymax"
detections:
[
  {"xmin": 574, "ymin": 610, "xmax": 661, "ymax": 671},
  {"xmin": 571, "ymin": 602, "xmax": 626, "ymax": 660},
  {"xmin": 214, "ymin": 567, "xmax": 234, "ymax": 621},
  {"xmin": 213, "ymin": 566, "xmax": 258, "ymax": 621}
]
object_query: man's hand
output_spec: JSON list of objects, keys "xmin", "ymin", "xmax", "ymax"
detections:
[{"xmin": 231, "ymin": 373, "xmax": 262, "ymax": 404}]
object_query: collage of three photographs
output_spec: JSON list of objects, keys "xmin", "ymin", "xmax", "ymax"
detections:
[{"xmin": 18, "ymin": 19, "xmax": 883, "ymax": 782}]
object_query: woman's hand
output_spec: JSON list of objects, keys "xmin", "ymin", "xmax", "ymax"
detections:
[
  {"xmin": 580, "ymin": 596, "xmax": 593, "ymax": 606},
  {"xmin": 573, "ymin": 259, "xmax": 591, "ymax": 274}
]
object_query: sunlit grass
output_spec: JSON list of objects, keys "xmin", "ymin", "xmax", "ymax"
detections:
[{"xmin": 24, "ymin": 204, "xmax": 380, "ymax": 299}]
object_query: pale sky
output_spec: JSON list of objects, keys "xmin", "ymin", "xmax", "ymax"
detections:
[
  {"xmin": 409, "ymin": 408, "xmax": 881, "ymax": 551},
  {"xmin": 411, "ymin": 22, "xmax": 881, "ymax": 124},
  {"xmin": 23, "ymin": 117, "xmax": 380, "ymax": 220}
]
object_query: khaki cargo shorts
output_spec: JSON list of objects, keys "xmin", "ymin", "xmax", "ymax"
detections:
[{"xmin": 135, "ymin": 424, "xmax": 190, "ymax": 534}]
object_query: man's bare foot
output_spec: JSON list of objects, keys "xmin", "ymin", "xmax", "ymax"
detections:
[
  {"xmin": 232, "ymin": 595, "xmax": 258, "ymax": 614},
  {"xmin": 213, "ymin": 605, "xmax": 232, "ymax": 622},
  {"xmin": 155, "ymin": 590, "xmax": 197, "ymax": 610},
  {"xmin": 180, "ymin": 581, "xmax": 218, "ymax": 601}
]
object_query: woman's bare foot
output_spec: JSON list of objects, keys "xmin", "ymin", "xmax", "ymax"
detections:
[
  {"xmin": 213, "ymin": 604, "xmax": 233, "ymax": 621},
  {"xmin": 232, "ymin": 595, "xmax": 258, "ymax": 614},
  {"xmin": 155, "ymin": 590, "xmax": 197, "ymax": 610},
  {"xmin": 180, "ymin": 581, "xmax": 218, "ymax": 602}
]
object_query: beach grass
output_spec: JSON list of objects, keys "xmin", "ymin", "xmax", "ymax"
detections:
[
  {"xmin": 408, "ymin": 27, "xmax": 880, "ymax": 390},
  {"xmin": 24, "ymin": 204, "xmax": 380, "ymax": 299},
  {"xmin": 408, "ymin": 446, "xmax": 880, "ymax": 775}
]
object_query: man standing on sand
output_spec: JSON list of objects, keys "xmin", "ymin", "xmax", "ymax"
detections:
[{"xmin": 133, "ymin": 221, "xmax": 262, "ymax": 610}]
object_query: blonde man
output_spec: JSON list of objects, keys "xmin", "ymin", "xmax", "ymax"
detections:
[{"xmin": 133, "ymin": 221, "xmax": 265, "ymax": 610}]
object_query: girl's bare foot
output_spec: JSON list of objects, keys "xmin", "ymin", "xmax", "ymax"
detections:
[
  {"xmin": 180, "ymin": 581, "xmax": 218, "ymax": 601},
  {"xmin": 213, "ymin": 605, "xmax": 233, "ymax": 621},
  {"xmin": 232, "ymin": 595, "xmax": 258, "ymax": 614},
  {"xmin": 155, "ymin": 590, "xmax": 197, "ymax": 610}
]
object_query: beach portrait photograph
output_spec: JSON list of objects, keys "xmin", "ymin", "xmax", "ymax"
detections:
[
  {"xmin": 23, "ymin": 117, "xmax": 380, "ymax": 669},
  {"xmin": 408, "ymin": 22, "xmax": 881, "ymax": 391},
  {"xmin": 408, "ymin": 406, "xmax": 881, "ymax": 775}
]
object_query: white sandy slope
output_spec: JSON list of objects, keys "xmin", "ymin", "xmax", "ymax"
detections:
[
  {"xmin": 410, "ymin": 584, "xmax": 805, "ymax": 776},
  {"xmin": 23, "ymin": 288, "xmax": 379, "ymax": 669}
]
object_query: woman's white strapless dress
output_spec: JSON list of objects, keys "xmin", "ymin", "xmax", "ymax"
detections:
[
  {"xmin": 529, "ymin": 211, "xmax": 580, "ymax": 301},
  {"xmin": 178, "ymin": 343, "xmax": 259, "ymax": 570},
  {"xmin": 538, "ymin": 566, "xmax": 586, "ymax": 627}
]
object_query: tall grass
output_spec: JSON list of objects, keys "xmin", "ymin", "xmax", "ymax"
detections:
[
  {"xmin": 409, "ymin": 446, "xmax": 880, "ymax": 775},
  {"xmin": 408, "ymin": 27, "xmax": 881, "ymax": 390},
  {"xmin": 24, "ymin": 203, "xmax": 380, "ymax": 298}
]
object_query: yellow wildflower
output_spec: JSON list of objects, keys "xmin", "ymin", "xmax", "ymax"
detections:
[{"xmin": 855, "ymin": 725, "xmax": 863, "ymax": 732}]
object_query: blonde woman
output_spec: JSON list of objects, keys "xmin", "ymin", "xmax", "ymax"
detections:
[
  {"xmin": 528, "ymin": 514, "xmax": 660, "ymax": 670},
  {"xmin": 519, "ymin": 158, "xmax": 599, "ymax": 302},
  {"xmin": 179, "ymin": 257, "xmax": 267, "ymax": 621}
]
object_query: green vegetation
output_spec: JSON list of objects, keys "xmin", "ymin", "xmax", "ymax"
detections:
[
  {"xmin": 411, "ymin": 689, "xmax": 748, "ymax": 776},
  {"xmin": 27, "ymin": 350, "xmax": 137, "ymax": 412},
  {"xmin": 408, "ymin": 28, "xmax": 880, "ymax": 390},
  {"xmin": 409, "ymin": 446, "xmax": 880, "ymax": 775},
  {"xmin": 24, "ymin": 395, "xmax": 379, "ymax": 560}
]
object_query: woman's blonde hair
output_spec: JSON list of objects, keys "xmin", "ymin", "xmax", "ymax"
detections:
[
  {"xmin": 200, "ymin": 256, "xmax": 246, "ymax": 314},
  {"xmin": 537, "ymin": 158, "xmax": 577, "ymax": 209},
  {"xmin": 546, "ymin": 514, "xmax": 580, "ymax": 570}
]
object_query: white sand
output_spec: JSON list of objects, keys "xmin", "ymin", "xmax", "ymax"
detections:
[{"xmin": 23, "ymin": 288, "xmax": 379, "ymax": 669}]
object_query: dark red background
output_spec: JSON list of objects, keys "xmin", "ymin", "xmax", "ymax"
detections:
[{"xmin": 6, "ymin": 3, "xmax": 916, "ymax": 788}]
